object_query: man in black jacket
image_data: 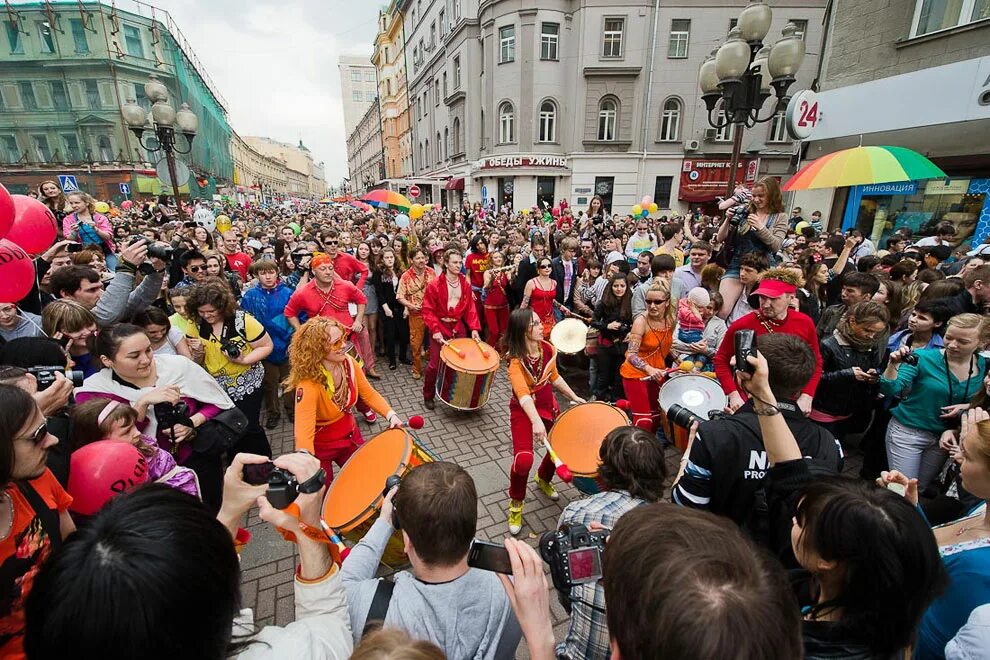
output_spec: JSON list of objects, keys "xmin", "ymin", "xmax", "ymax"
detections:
[
  {"xmin": 671, "ymin": 333, "xmax": 842, "ymax": 545},
  {"xmin": 550, "ymin": 237, "xmax": 579, "ymax": 316}
]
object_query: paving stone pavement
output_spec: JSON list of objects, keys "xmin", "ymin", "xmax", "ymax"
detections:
[{"xmin": 238, "ymin": 355, "xmax": 863, "ymax": 657}]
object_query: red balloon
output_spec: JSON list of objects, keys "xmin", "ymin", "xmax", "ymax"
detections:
[
  {"xmin": 68, "ymin": 440, "xmax": 150, "ymax": 516},
  {"xmin": 0, "ymin": 239, "xmax": 36, "ymax": 304},
  {"xmin": 0, "ymin": 183, "xmax": 13, "ymax": 240},
  {"xmin": 8, "ymin": 195, "xmax": 58, "ymax": 256}
]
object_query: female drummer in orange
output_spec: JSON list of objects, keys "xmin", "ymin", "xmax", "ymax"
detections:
[
  {"xmin": 287, "ymin": 317, "xmax": 406, "ymax": 477},
  {"xmin": 505, "ymin": 307, "xmax": 585, "ymax": 535},
  {"xmin": 620, "ymin": 280, "xmax": 675, "ymax": 434},
  {"xmin": 521, "ymin": 256, "xmax": 558, "ymax": 339}
]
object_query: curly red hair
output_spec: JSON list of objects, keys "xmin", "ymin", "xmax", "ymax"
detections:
[{"xmin": 285, "ymin": 317, "xmax": 346, "ymax": 390}]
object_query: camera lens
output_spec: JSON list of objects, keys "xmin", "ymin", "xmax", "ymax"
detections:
[{"xmin": 667, "ymin": 404, "xmax": 703, "ymax": 429}]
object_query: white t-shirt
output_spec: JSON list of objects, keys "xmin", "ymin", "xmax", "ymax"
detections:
[{"xmin": 152, "ymin": 327, "xmax": 186, "ymax": 356}]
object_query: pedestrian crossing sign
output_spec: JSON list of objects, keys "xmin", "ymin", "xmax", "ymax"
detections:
[{"xmin": 58, "ymin": 175, "xmax": 79, "ymax": 192}]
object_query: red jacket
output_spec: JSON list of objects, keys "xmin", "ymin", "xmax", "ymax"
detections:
[
  {"xmin": 713, "ymin": 310, "xmax": 822, "ymax": 398},
  {"xmin": 332, "ymin": 251, "xmax": 369, "ymax": 289},
  {"xmin": 422, "ymin": 273, "xmax": 481, "ymax": 337}
]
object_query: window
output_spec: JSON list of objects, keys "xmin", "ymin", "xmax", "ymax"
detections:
[
  {"xmin": 422, "ymin": 91, "xmax": 428, "ymax": 115},
  {"xmin": 728, "ymin": 18, "xmax": 738, "ymax": 34},
  {"xmin": 50, "ymin": 81, "xmax": 69, "ymax": 111},
  {"xmin": 444, "ymin": 128, "xmax": 449, "ymax": 159},
  {"xmin": 430, "ymin": 22, "xmax": 436, "ymax": 48},
  {"xmin": 714, "ymin": 111, "xmax": 734, "ymax": 141},
  {"xmin": 19, "ymin": 82, "xmax": 36, "ymax": 110},
  {"xmin": 61, "ymin": 133, "xmax": 81, "ymax": 162},
  {"xmin": 768, "ymin": 110, "xmax": 788, "ymax": 142},
  {"xmin": 366, "ymin": 91, "xmax": 376, "ymax": 101},
  {"xmin": 133, "ymin": 82, "xmax": 151, "ymax": 112},
  {"xmin": 412, "ymin": 47, "xmax": 418, "ymax": 70},
  {"xmin": 97, "ymin": 135, "xmax": 113, "ymax": 162},
  {"xmin": 654, "ymin": 176, "xmax": 673, "ymax": 209},
  {"xmin": 439, "ymin": 10, "xmax": 446, "ymax": 35},
  {"xmin": 69, "ymin": 18, "xmax": 88, "ymax": 53},
  {"xmin": 424, "ymin": 139, "xmax": 429, "ymax": 168},
  {"xmin": 789, "ymin": 19, "xmax": 809, "ymax": 40},
  {"xmin": 452, "ymin": 0, "xmax": 461, "ymax": 22},
  {"xmin": 351, "ymin": 71, "xmax": 362, "ymax": 82},
  {"xmin": 30, "ymin": 134, "xmax": 52, "ymax": 162},
  {"xmin": 122, "ymin": 25, "xmax": 143, "ymax": 58},
  {"xmin": 659, "ymin": 98, "xmax": 681, "ymax": 141},
  {"xmin": 5, "ymin": 22, "xmax": 22, "ymax": 54},
  {"xmin": 498, "ymin": 101, "xmax": 514, "ymax": 143},
  {"xmin": 912, "ymin": 0, "xmax": 989, "ymax": 36},
  {"xmin": 602, "ymin": 18, "xmax": 624, "ymax": 58},
  {"xmin": 538, "ymin": 101, "xmax": 557, "ymax": 143},
  {"xmin": 365, "ymin": 71, "xmax": 375, "ymax": 82},
  {"xmin": 597, "ymin": 98, "xmax": 617, "ymax": 141},
  {"xmin": 37, "ymin": 21, "xmax": 55, "ymax": 53},
  {"xmin": 85, "ymin": 80, "xmax": 100, "ymax": 108},
  {"xmin": 668, "ymin": 19, "xmax": 690, "ymax": 58},
  {"xmin": 452, "ymin": 118, "xmax": 461, "ymax": 153},
  {"xmin": 442, "ymin": 72, "xmax": 447, "ymax": 97},
  {"xmin": 352, "ymin": 90, "xmax": 363, "ymax": 102},
  {"xmin": 436, "ymin": 132, "xmax": 442, "ymax": 163},
  {"xmin": 541, "ymin": 22, "xmax": 559, "ymax": 60},
  {"xmin": 0, "ymin": 136, "xmax": 19, "ymax": 164},
  {"xmin": 453, "ymin": 56, "xmax": 461, "ymax": 88},
  {"xmin": 435, "ymin": 78, "xmax": 440, "ymax": 105},
  {"xmin": 499, "ymin": 25, "xmax": 515, "ymax": 63}
]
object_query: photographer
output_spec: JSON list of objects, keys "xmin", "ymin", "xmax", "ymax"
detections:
[
  {"xmin": 555, "ymin": 427, "xmax": 666, "ymax": 660},
  {"xmin": 25, "ymin": 452, "xmax": 353, "ymax": 659},
  {"xmin": 0, "ymin": 303, "xmax": 44, "ymax": 344},
  {"xmin": 673, "ymin": 333, "xmax": 842, "ymax": 545},
  {"xmin": 341, "ymin": 461, "xmax": 521, "ymax": 658}
]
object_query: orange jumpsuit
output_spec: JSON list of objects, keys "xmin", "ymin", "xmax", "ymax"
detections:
[{"xmin": 507, "ymin": 340, "xmax": 559, "ymax": 501}]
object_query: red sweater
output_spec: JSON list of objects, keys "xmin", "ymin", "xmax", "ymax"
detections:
[
  {"xmin": 713, "ymin": 310, "xmax": 822, "ymax": 398},
  {"xmin": 332, "ymin": 251, "xmax": 369, "ymax": 289}
]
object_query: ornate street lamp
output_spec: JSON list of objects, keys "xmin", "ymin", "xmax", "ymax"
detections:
[
  {"xmin": 121, "ymin": 74, "xmax": 198, "ymax": 220},
  {"xmin": 698, "ymin": 1, "xmax": 806, "ymax": 194}
]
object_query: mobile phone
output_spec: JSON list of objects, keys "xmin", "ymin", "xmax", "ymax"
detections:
[
  {"xmin": 243, "ymin": 461, "xmax": 276, "ymax": 485},
  {"xmin": 184, "ymin": 221, "xmax": 198, "ymax": 229},
  {"xmin": 734, "ymin": 329, "xmax": 757, "ymax": 375},
  {"xmin": 467, "ymin": 539, "xmax": 513, "ymax": 574},
  {"xmin": 66, "ymin": 242, "xmax": 83, "ymax": 253}
]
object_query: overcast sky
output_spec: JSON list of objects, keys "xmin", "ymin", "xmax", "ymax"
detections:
[{"xmin": 156, "ymin": 0, "xmax": 379, "ymax": 185}]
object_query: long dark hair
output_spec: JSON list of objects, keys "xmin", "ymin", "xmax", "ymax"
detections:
[
  {"xmin": 506, "ymin": 307, "xmax": 537, "ymax": 359},
  {"xmin": 0, "ymin": 385, "xmax": 37, "ymax": 484},
  {"xmin": 600, "ymin": 273, "xmax": 632, "ymax": 321}
]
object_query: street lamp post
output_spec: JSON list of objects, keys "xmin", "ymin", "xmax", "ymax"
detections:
[
  {"xmin": 120, "ymin": 74, "xmax": 199, "ymax": 221},
  {"xmin": 698, "ymin": 1, "xmax": 806, "ymax": 195}
]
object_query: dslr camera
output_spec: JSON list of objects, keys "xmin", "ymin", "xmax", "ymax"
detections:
[
  {"xmin": 727, "ymin": 203, "xmax": 750, "ymax": 227},
  {"xmin": 220, "ymin": 339, "xmax": 243, "ymax": 359},
  {"xmin": 539, "ymin": 523, "xmax": 608, "ymax": 594},
  {"xmin": 666, "ymin": 403, "xmax": 725, "ymax": 429},
  {"xmin": 128, "ymin": 236, "xmax": 174, "ymax": 262},
  {"xmin": 153, "ymin": 400, "xmax": 193, "ymax": 430},
  {"xmin": 243, "ymin": 460, "xmax": 328, "ymax": 509},
  {"xmin": 28, "ymin": 366, "xmax": 84, "ymax": 391}
]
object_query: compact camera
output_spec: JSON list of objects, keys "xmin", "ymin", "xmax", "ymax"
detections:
[
  {"xmin": 28, "ymin": 366, "xmax": 84, "ymax": 391},
  {"xmin": 128, "ymin": 236, "xmax": 174, "ymax": 262},
  {"xmin": 539, "ymin": 523, "xmax": 608, "ymax": 594}
]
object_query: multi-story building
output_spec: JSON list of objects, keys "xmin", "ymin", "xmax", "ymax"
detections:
[
  {"xmin": 373, "ymin": 1, "xmax": 413, "ymax": 180},
  {"xmin": 795, "ymin": 0, "xmax": 990, "ymax": 248},
  {"xmin": 399, "ymin": 0, "xmax": 824, "ymax": 212},
  {"xmin": 347, "ymin": 101, "xmax": 386, "ymax": 193},
  {"xmin": 338, "ymin": 55, "xmax": 379, "ymax": 140},
  {"xmin": 243, "ymin": 136, "xmax": 327, "ymax": 200},
  {"xmin": 229, "ymin": 131, "xmax": 288, "ymax": 204},
  {"xmin": 0, "ymin": 1, "xmax": 232, "ymax": 201}
]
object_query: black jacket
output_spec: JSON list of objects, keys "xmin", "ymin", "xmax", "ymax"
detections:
[
  {"xmin": 813, "ymin": 335, "xmax": 885, "ymax": 417},
  {"xmin": 591, "ymin": 301, "xmax": 631, "ymax": 345},
  {"xmin": 550, "ymin": 256, "xmax": 577, "ymax": 308},
  {"xmin": 372, "ymin": 270, "xmax": 401, "ymax": 312}
]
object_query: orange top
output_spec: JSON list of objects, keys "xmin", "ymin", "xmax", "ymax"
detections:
[
  {"xmin": 508, "ymin": 340, "xmax": 560, "ymax": 402},
  {"xmin": 620, "ymin": 318, "xmax": 674, "ymax": 379},
  {"xmin": 293, "ymin": 355, "xmax": 392, "ymax": 453},
  {"xmin": 397, "ymin": 267, "xmax": 436, "ymax": 309}
]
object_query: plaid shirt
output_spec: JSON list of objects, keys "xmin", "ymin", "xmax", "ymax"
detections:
[{"xmin": 555, "ymin": 490, "xmax": 645, "ymax": 660}]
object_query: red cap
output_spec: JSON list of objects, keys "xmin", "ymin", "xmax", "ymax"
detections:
[{"xmin": 750, "ymin": 278, "xmax": 796, "ymax": 299}]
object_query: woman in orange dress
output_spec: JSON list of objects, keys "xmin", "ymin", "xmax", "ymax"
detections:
[
  {"xmin": 620, "ymin": 280, "xmax": 675, "ymax": 434},
  {"xmin": 521, "ymin": 257, "xmax": 557, "ymax": 339}
]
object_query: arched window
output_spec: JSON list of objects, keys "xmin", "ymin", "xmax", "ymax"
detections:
[
  {"xmin": 436, "ymin": 132, "xmax": 442, "ymax": 163},
  {"xmin": 444, "ymin": 127, "xmax": 449, "ymax": 159},
  {"xmin": 498, "ymin": 101, "xmax": 514, "ymax": 144},
  {"xmin": 452, "ymin": 118, "xmax": 461, "ymax": 153},
  {"xmin": 659, "ymin": 98, "xmax": 681, "ymax": 142},
  {"xmin": 538, "ymin": 100, "xmax": 557, "ymax": 143},
  {"xmin": 597, "ymin": 98, "xmax": 617, "ymax": 141}
]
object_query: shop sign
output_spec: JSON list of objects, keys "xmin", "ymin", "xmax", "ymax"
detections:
[
  {"xmin": 478, "ymin": 155, "xmax": 569, "ymax": 170},
  {"xmin": 924, "ymin": 179, "xmax": 970, "ymax": 195},
  {"xmin": 786, "ymin": 90, "xmax": 821, "ymax": 140},
  {"xmin": 860, "ymin": 182, "xmax": 918, "ymax": 195},
  {"xmin": 574, "ymin": 187, "xmax": 592, "ymax": 194},
  {"xmin": 678, "ymin": 158, "xmax": 758, "ymax": 202}
]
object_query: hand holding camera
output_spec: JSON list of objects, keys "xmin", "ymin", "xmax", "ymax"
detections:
[{"xmin": 254, "ymin": 452, "xmax": 327, "ymax": 528}]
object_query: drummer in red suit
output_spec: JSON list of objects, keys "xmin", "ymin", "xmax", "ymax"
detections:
[
  {"xmin": 713, "ymin": 269, "xmax": 821, "ymax": 415},
  {"xmin": 421, "ymin": 248, "xmax": 482, "ymax": 410}
]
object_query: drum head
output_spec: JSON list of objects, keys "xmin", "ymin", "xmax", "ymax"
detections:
[
  {"xmin": 322, "ymin": 428, "xmax": 412, "ymax": 530},
  {"xmin": 550, "ymin": 318, "xmax": 589, "ymax": 354},
  {"xmin": 659, "ymin": 374, "xmax": 727, "ymax": 419},
  {"xmin": 549, "ymin": 402, "xmax": 628, "ymax": 475},
  {"xmin": 440, "ymin": 338, "xmax": 500, "ymax": 373}
]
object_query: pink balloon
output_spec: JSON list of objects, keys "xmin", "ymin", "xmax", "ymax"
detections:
[
  {"xmin": 8, "ymin": 195, "xmax": 58, "ymax": 256},
  {"xmin": 120, "ymin": 200, "xmax": 134, "ymax": 211},
  {"xmin": 68, "ymin": 440, "xmax": 149, "ymax": 516},
  {"xmin": 0, "ymin": 183, "xmax": 13, "ymax": 240},
  {"xmin": 0, "ymin": 239, "xmax": 36, "ymax": 303},
  {"xmin": 641, "ymin": 195, "xmax": 653, "ymax": 207}
]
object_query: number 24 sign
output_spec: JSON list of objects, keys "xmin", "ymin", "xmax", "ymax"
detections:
[{"xmin": 786, "ymin": 90, "xmax": 821, "ymax": 141}]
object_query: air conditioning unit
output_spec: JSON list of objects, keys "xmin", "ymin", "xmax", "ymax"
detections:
[
  {"xmin": 703, "ymin": 128, "xmax": 718, "ymax": 141},
  {"xmin": 684, "ymin": 139, "xmax": 700, "ymax": 152}
]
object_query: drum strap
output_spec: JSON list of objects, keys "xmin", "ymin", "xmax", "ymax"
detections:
[{"xmin": 362, "ymin": 578, "xmax": 395, "ymax": 638}]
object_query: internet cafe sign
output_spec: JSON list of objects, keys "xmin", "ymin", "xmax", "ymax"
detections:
[{"xmin": 477, "ymin": 155, "xmax": 569, "ymax": 170}]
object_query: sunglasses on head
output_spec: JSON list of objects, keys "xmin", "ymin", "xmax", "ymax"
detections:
[{"xmin": 20, "ymin": 422, "xmax": 48, "ymax": 447}]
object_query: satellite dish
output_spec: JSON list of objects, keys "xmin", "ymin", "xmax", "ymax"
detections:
[{"xmin": 156, "ymin": 157, "xmax": 190, "ymax": 188}]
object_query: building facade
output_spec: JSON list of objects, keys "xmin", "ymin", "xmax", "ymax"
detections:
[
  {"xmin": 229, "ymin": 131, "xmax": 288, "ymax": 204},
  {"xmin": 373, "ymin": 1, "xmax": 414, "ymax": 180},
  {"xmin": 399, "ymin": 0, "xmax": 825, "ymax": 212},
  {"xmin": 796, "ymin": 0, "xmax": 990, "ymax": 247},
  {"xmin": 0, "ymin": 1, "xmax": 232, "ymax": 201},
  {"xmin": 243, "ymin": 136, "xmax": 327, "ymax": 200},
  {"xmin": 338, "ymin": 55, "xmax": 379, "ymax": 140},
  {"xmin": 347, "ymin": 102, "xmax": 386, "ymax": 193}
]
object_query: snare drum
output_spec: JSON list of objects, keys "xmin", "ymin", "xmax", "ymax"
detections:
[
  {"xmin": 321, "ymin": 428, "xmax": 438, "ymax": 568},
  {"xmin": 658, "ymin": 373, "xmax": 727, "ymax": 451},
  {"xmin": 550, "ymin": 318, "xmax": 589, "ymax": 355},
  {"xmin": 436, "ymin": 338, "xmax": 500, "ymax": 410},
  {"xmin": 549, "ymin": 402, "xmax": 629, "ymax": 495}
]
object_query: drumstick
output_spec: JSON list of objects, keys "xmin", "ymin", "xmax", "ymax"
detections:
[
  {"xmin": 552, "ymin": 300, "xmax": 592, "ymax": 323},
  {"xmin": 318, "ymin": 520, "xmax": 352, "ymax": 562},
  {"xmin": 542, "ymin": 439, "xmax": 573, "ymax": 483},
  {"xmin": 441, "ymin": 339, "xmax": 467, "ymax": 359},
  {"xmin": 473, "ymin": 337, "xmax": 490, "ymax": 359}
]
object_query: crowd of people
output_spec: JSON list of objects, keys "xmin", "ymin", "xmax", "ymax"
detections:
[{"xmin": 0, "ymin": 175, "xmax": 989, "ymax": 659}]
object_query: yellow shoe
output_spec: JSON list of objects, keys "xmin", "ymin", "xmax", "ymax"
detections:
[
  {"xmin": 535, "ymin": 476, "xmax": 559, "ymax": 501},
  {"xmin": 508, "ymin": 499, "xmax": 523, "ymax": 535}
]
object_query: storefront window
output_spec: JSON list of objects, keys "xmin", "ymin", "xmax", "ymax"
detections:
[
  {"xmin": 537, "ymin": 176, "xmax": 556, "ymax": 211},
  {"xmin": 594, "ymin": 176, "xmax": 614, "ymax": 214},
  {"xmin": 852, "ymin": 179, "xmax": 987, "ymax": 248},
  {"xmin": 498, "ymin": 177, "xmax": 514, "ymax": 210}
]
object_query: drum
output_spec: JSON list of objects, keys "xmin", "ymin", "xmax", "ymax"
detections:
[
  {"xmin": 436, "ymin": 338, "xmax": 500, "ymax": 410},
  {"xmin": 549, "ymin": 402, "xmax": 629, "ymax": 495},
  {"xmin": 550, "ymin": 318, "xmax": 589, "ymax": 355},
  {"xmin": 321, "ymin": 428, "xmax": 437, "ymax": 567},
  {"xmin": 343, "ymin": 341, "xmax": 363, "ymax": 368},
  {"xmin": 658, "ymin": 373, "xmax": 727, "ymax": 451}
]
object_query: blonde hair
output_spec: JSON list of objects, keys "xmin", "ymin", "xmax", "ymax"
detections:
[
  {"xmin": 645, "ymin": 279, "xmax": 676, "ymax": 326},
  {"xmin": 42, "ymin": 299, "xmax": 97, "ymax": 336},
  {"xmin": 947, "ymin": 313, "xmax": 990, "ymax": 344},
  {"xmin": 67, "ymin": 191, "xmax": 96, "ymax": 215},
  {"xmin": 350, "ymin": 629, "xmax": 445, "ymax": 660}
]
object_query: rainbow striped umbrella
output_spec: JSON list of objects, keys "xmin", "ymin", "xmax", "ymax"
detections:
[
  {"xmin": 348, "ymin": 200, "xmax": 373, "ymax": 212},
  {"xmin": 782, "ymin": 146, "xmax": 946, "ymax": 191},
  {"xmin": 360, "ymin": 189, "xmax": 412, "ymax": 211}
]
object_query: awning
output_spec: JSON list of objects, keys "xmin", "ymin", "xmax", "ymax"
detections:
[{"xmin": 444, "ymin": 178, "xmax": 464, "ymax": 190}]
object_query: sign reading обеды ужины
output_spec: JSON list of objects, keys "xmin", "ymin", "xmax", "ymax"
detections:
[{"xmin": 477, "ymin": 156, "xmax": 569, "ymax": 169}]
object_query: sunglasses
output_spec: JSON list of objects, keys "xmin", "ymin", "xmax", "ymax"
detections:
[
  {"xmin": 187, "ymin": 265, "xmax": 204, "ymax": 273},
  {"xmin": 20, "ymin": 422, "xmax": 48, "ymax": 447},
  {"xmin": 646, "ymin": 298, "xmax": 669, "ymax": 305},
  {"xmin": 539, "ymin": 263, "xmax": 552, "ymax": 269},
  {"xmin": 326, "ymin": 240, "xmax": 339, "ymax": 246}
]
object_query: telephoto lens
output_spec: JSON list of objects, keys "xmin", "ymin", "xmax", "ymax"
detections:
[{"xmin": 666, "ymin": 403, "xmax": 706, "ymax": 429}]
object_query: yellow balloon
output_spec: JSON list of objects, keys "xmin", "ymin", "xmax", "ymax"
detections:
[
  {"xmin": 631, "ymin": 204, "xmax": 643, "ymax": 216},
  {"xmin": 409, "ymin": 204, "xmax": 424, "ymax": 220},
  {"xmin": 648, "ymin": 203, "xmax": 659, "ymax": 214},
  {"xmin": 521, "ymin": 208, "xmax": 529, "ymax": 215},
  {"xmin": 795, "ymin": 220, "xmax": 810, "ymax": 234},
  {"xmin": 94, "ymin": 201, "xmax": 110, "ymax": 214},
  {"xmin": 216, "ymin": 214, "xmax": 232, "ymax": 233}
]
